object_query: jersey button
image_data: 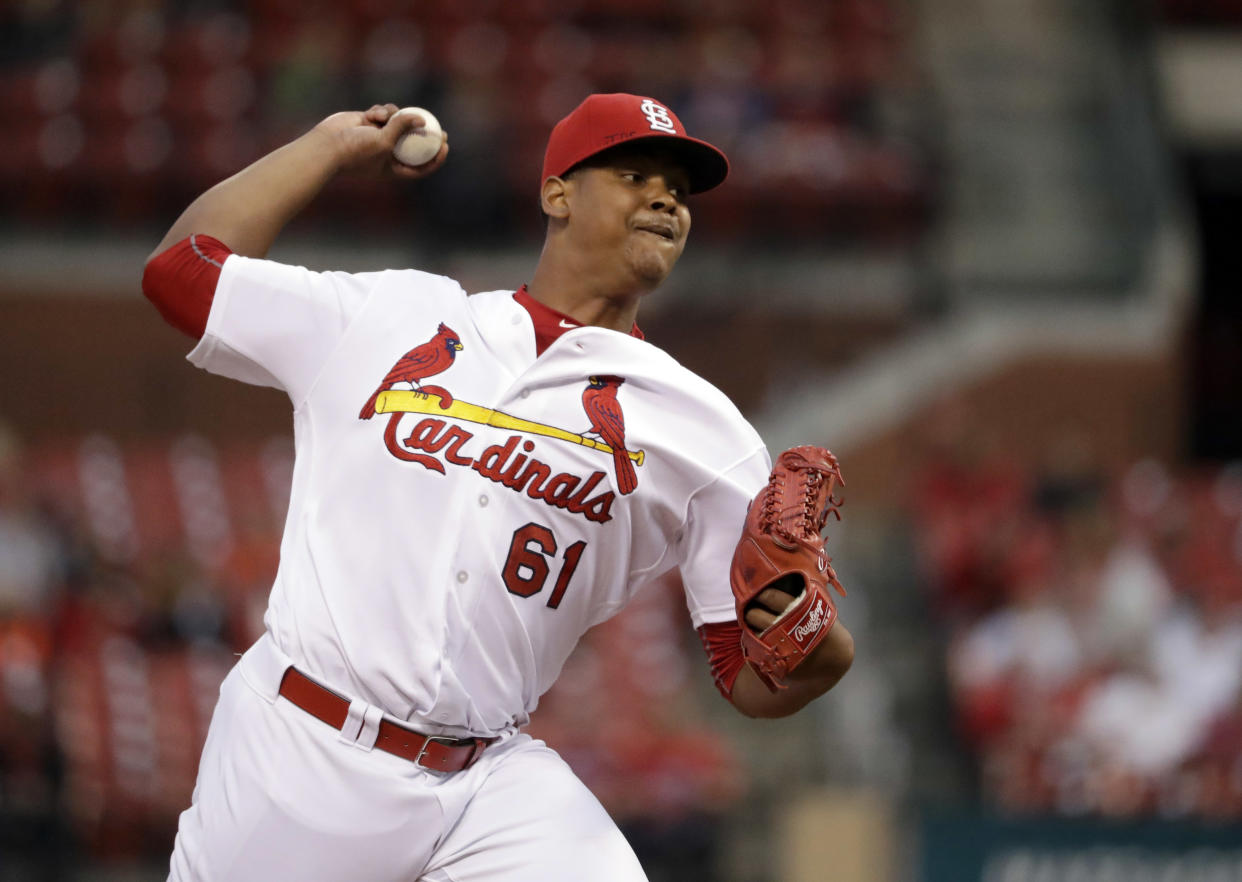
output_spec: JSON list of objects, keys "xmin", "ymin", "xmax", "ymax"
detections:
[
  {"xmin": 520, "ymin": 389, "xmax": 530, "ymax": 399},
  {"xmin": 478, "ymin": 495, "xmax": 489, "ymax": 507},
  {"xmin": 456, "ymin": 571, "xmax": 469, "ymax": 584}
]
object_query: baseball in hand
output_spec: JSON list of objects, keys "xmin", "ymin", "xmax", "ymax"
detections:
[{"xmin": 391, "ymin": 107, "xmax": 443, "ymax": 167}]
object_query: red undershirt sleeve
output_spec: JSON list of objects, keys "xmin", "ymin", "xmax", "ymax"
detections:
[
  {"xmin": 697, "ymin": 619, "xmax": 746, "ymax": 700},
  {"xmin": 141, "ymin": 234, "xmax": 233, "ymax": 340}
]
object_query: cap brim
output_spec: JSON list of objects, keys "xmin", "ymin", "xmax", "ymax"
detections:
[
  {"xmin": 628, "ymin": 134, "xmax": 730, "ymax": 194},
  {"xmin": 558, "ymin": 134, "xmax": 730, "ymax": 195}
]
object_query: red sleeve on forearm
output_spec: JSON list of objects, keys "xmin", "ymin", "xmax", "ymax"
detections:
[
  {"xmin": 141, "ymin": 234, "xmax": 233, "ymax": 339},
  {"xmin": 698, "ymin": 620, "xmax": 746, "ymax": 700}
]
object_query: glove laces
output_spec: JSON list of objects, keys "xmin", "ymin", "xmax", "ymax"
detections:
[{"xmin": 761, "ymin": 458, "xmax": 844, "ymax": 549}]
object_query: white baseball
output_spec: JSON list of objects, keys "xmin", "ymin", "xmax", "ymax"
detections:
[{"xmin": 391, "ymin": 107, "xmax": 443, "ymax": 167}]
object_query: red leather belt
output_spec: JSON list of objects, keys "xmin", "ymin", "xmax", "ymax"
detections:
[{"xmin": 278, "ymin": 667, "xmax": 494, "ymax": 773}]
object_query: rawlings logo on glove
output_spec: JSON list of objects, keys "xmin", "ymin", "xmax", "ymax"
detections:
[
  {"xmin": 792, "ymin": 596, "xmax": 828, "ymax": 645},
  {"xmin": 730, "ymin": 446, "xmax": 846, "ymax": 691}
]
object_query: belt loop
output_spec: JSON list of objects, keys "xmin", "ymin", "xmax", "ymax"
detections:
[
  {"xmin": 338, "ymin": 699, "xmax": 384, "ymax": 751},
  {"xmin": 355, "ymin": 704, "xmax": 384, "ymax": 751},
  {"xmin": 338, "ymin": 699, "xmax": 367, "ymax": 745}
]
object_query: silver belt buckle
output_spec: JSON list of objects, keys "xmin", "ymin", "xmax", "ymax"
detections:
[{"xmin": 414, "ymin": 734, "xmax": 461, "ymax": 768}]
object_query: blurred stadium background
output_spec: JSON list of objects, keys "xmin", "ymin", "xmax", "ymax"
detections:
[{"xmin": 2, "ymin": 0, "xmax": 1241, "ymax": 879}]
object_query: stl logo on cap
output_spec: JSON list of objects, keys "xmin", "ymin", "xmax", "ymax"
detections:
[
  {"xmin": 640, "ymin": 99, "xmax": 676, "ymax": 134},
  {"xmin": 541, "ymin": 92, "xmax": 730, "ymax": 194}
]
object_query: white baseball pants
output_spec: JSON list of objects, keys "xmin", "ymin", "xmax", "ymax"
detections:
[{"xmin": 168, "ymin": 635, "xmax": 647, "ymax": 882}]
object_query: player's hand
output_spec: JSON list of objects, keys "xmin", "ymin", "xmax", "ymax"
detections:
[
  {"xmin": 313, "ymin": 105, "xmax": 449, "ymax": 180},
  {"xmin": 742, "ymin": 583, "xmax": 798, "ymax": 632}
]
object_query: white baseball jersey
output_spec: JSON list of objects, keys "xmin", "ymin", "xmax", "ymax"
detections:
[{"xmin": 187, "ymin": 255, "xmax": 770, "ymax": 738}]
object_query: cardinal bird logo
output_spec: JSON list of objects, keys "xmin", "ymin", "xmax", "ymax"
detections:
[
  {"xmin": 359, "ymin": 322, "xmax": 463, "ymax": 419},
  {"xmin": 581, "ymin": 375, "xmax": 638, "ymax": 495}
]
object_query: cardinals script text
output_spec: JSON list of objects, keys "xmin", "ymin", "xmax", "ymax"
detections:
[{"xmin": 383, "ymin": 416, "xmax": 616, "ymax": 524}]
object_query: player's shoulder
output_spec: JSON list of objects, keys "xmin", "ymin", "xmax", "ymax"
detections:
[
  {"xmin": 364, "ymin": 267, "xmax": 469, "ymax": 297},
  {"xmin": 586, "ymin": 333, "xmax": 764, "ymax": 453},
  {"xmin": 606, "ymin": 333, "xmax": 740, "ymax": 408},
  {"xmin": 227, "ymin": 255, "xmax": 469, "ymax": 301},
  {"xmin": 334, "ymin": 267, "xmax": 471, "ymax": 321}
]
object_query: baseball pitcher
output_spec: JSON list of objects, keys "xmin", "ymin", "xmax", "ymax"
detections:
[{"xmin": 142, "ymin": 93, "xmax": 855, "ymax": 881}]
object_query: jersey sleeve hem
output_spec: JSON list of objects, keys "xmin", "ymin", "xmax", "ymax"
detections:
[
  {"xmin": 688, "ymin": 604, "xmax": 737, "ymax": 631},
  {"xmin": 185, "ymin": 258, "xmax": 236, "ymax": 369},
  {"xmin": 185, "ymin": 255, "xmax": 286, "ymax": 391},
  {"xmin": 691, "ymin": 603, "xmax": 740, "ymax": 628},
  {"xmin": 673, "ymin": 444, "xmax": 771, "ymax": 628}
]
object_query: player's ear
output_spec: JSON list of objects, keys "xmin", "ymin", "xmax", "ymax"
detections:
[{"xmin": 541, "ymin": 175, "xmax": 571, "ymax": 220}]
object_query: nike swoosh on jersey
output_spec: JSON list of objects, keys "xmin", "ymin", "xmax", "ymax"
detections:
[{"xmin": 558, "ymin": 319, "xmax": 578, "ymax": 328}]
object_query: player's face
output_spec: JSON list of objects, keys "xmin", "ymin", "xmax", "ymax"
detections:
[{"xmin": 565, "ymin": 149, "xmax": 692, "ymax": 288}]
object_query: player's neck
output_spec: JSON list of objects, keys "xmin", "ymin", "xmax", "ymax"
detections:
[{"xmin": 527, "ymin": 254, "xmax": 645, "ymax": 334}]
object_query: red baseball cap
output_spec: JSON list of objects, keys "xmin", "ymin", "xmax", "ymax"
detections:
[{"xmin": 541, "ymin": 93, "xmax": 729, "ymax": 194}]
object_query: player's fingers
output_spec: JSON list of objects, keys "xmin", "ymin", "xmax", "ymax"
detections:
[
  {"xmin": 380, "ymin": 109, "xmax": 429, "ymax": 149},
  {"xmin": 397, "ymin": 110, "xmax": 429, "ymax": 129},
  {"xmin": 390, "ymin": 136, "xmax": 449, "ymax": 179},
  {"xmin": 743, "ymin": 586, "xmax": 799, "ymax": 633},
  {"xmin": 390, "ymin": 159, "xmax": 423, "ymax": 179},
  {"xmin": 421, "ymin": 136, "xmax": 449, "ymax": 168},
  {"xmin": 754, "ymin": 587, "xmax": 797, "ymax": 614},
  {"xmin": 364, "ymin": 104, "xmax": 399, "ymax": 125},
  {"xmin": 390, "ymin": 147, "xmax": 447, "ymax": 178},
  {"xmin": 744, "ymin": 606, "xmax": 776, "ymax": 632}
]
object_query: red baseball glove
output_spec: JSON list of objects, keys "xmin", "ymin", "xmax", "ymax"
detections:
[{"xmin": 730, "ymin": 446, "xmax": 846, "ymax": 691}]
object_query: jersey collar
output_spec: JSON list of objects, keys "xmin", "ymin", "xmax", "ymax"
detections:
[{"xmin": 513, "ymin": 285, "xmax": 644, "ymax": 357}]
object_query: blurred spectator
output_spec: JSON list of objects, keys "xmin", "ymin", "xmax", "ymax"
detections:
[
  {"xmin": 0, "ymin": 0, "xmax": 927, "ymax": 245},
  {"xmin": 908, "ymin": 396, "xmax": 1029, "ymax": 622},
  {"xmin": 0, "ymin": 422, "xmax": 70, "ymax": 862},
  {"xmin": 916, "ymin": 427, "xmax": 1242, "ymax": 820},
  {"xmin": 0, "ymin": 425, "xmax": 63, "ymax": 618}
]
